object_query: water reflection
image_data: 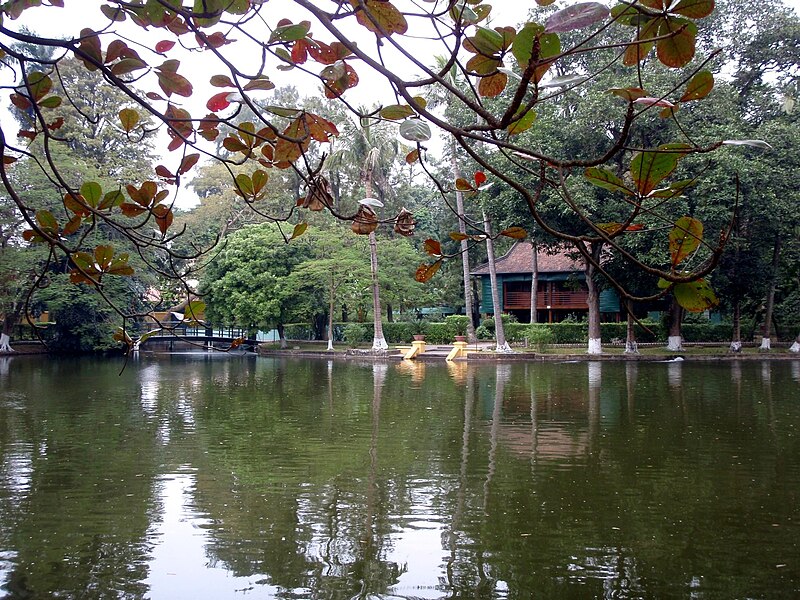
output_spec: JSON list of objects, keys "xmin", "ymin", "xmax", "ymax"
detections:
[{"xmin": 0, "ymin": 356, "xmax": 798, "ymax": 598}]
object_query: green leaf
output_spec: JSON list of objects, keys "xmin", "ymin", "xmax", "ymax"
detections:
[
  {"xmin": 630, "ymin": 147, "xmax": 683, "ymax": 195},
  {"xmin": 235, "ymin": 173, "xmax": 254, "ymax": 197},
  {"xmin": 674, "ymin": 279, "xmax": 718, "ymax": 312},
  {"xmin": 100, "ymin": 4, "xmax": 127, "ymax": 21},
  {"xmin": 110, "ymin": 57, "xmax": 147, "ymax": 76},
  {"xmin": 380, "ymin": 104, "xmax": 415, "ymax": 120},
  {"xmin": 80, "ymin": 181, "xmax": 103, "ymax": 207},
  {"xmin": 290, "ymin": 222, "xmax": 307, "ymax": 240},
  {"xmin": 210, "ymin": 74, "xmax": 235, "ymax": 87},
  {"xmin": 656, "ymin": 17, "xmax": 697, "ymax": 68},
  {"xmin": 679, "ymin": 69, "xmax": 713, "ymax": 102},
  {"xmin": 470, "ymin": 26, "xmax": 504, "ymax": 55},
  {"xmin": 669, "ymin": 216, "xmax": 703, "ymax": 266},
  {"xmin": 71, "ymin": 251, "xmax": 94, "ymax": 271},
  {"xmin": 251, "ymin": 169, "xmax": 268, "ymax": 194},
  {"xmin": 35, "ymin": 209, "xmax": 58, "ymax": 232},
  {"xmin": 507, "ymin": 109, "xmax": 536, "ymax": 135},
  {"xmin": 38, "ymin": 95, "xmax": 61, "ymax": 109},
  {"xmin": 512, "ymin": 22, "xmax": 544, "ymax": 66},
  {"xmin": 193, "ymin": 0, "xmax": 222, "ymax": 27},
  {"xmin": 354, "ymin": 0, "xmax": 408, "ymax": 37},
  {"xmin": 99, "ymin": 190, "xmax": 125, "ymax": 210},
  {"xmin": 607, "ymin": 87, "xmax": 647, "ymax": 101},
  {"xmin": 185, "ymin": 300, "xmax": 206, "ymax": 322},
  {"xmin": 399, "ymin": 119, "xmax": 431, "ymax": 142},
  {"xmin": 671, "ymin": 0, "xmax": 715, "ymax": 19},
  {"xmin": 119, "ymin": 108, "xmax": 140, "ymax": 132},
  {"xmin": 243, "ymin": 77, "xmax": 275, "ymax": 91},
  {"xmin": 584, "ymin": 167, "xmax": 634, "ymax": 195},
  {"xmin": 94, "ymin": 244, "xmax": 115, "ymax": 270},
  {"xmin": 269, "ymin": 21, "xmax": 311, "ymax": 43}
]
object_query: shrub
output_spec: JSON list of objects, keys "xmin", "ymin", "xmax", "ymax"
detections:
[
  {"xmin": 548, "ymin": 322, "xmax": 588, "ymax": 343},
  {"xmin": 527, "ymin": 324, "xmax": 555, "ymax": 350},
  {"xmin": 445, "ymin": 315, "xmax": 471, "ymax": 336},
  {"xmin": 681, "ymin": 323, "xmax": 732, "ymax": 342},
  {"xmin": 343, "ymin": 323, "xmax": 369, "ymax": 345}
]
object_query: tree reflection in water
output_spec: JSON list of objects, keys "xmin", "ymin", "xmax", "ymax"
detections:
[{"xmin": 0, "ymin": 357, "xmax": 799, "ymax": 598}]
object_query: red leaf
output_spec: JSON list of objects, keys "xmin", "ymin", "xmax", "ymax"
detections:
[
  {"xmin": 474, "ymin": 171, "xmax": 487, "ymax": 186},
  {"xmin": 206, "ymin": 91, "xmax": 231, "ymax": 112},
  {"xmin": 178, "ymin": 153, "xmax": 200, "ymax": 175},
  {"xmin": 156, "ymin": 40, "xmax": 175, "ymax": 53},
  {"xmin": 155, "ymin": 165, "xmax": 175, "ymax": 181},
  {"xmin": 291, "ymin": 39, "xmax": 310, "ymax": 64}
]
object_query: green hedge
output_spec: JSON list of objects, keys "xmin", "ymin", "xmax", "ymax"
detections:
[{"xmin": 284, "ymin": 319, "xmax": 796, "ymax": 345}]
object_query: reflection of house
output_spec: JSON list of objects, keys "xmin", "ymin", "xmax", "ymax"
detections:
[{"xmin": 471, "ymin": 242, "xmax": 620, "ymax": 323}]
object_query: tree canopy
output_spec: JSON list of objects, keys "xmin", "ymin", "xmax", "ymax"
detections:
[{"xmin": 0, "ymin": 0, "xmax": 792, "ymax": 350}]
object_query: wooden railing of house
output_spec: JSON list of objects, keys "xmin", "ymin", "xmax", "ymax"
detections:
[{"xmin": 504, "ymin": 290, "xmax": 589, "ymax": 310}]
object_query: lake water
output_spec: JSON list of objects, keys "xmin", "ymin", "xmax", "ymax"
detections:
[{"xmin": 0, "ymin": 354, "xmax": 798, "ymax": 599}]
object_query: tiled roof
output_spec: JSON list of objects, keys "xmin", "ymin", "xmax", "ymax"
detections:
[{"xmin": 471, "ymin": 242, "xmax": 585, "ymax": 275}]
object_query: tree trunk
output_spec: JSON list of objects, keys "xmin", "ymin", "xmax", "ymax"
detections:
[
  {"xmin": 760, "ymin": 235, "xmax": 781, "ymax": 352},
  {"xmin": 369, "ymin": 230, "xmax": 388, "ymax": 351},
  {"xmin": 666, "ymin": 298, "xmax": 684, "ymax": 351},
  {"xmin": 1, "ymin": 309, "xmax": 21, "ymax": 353},
  {"xmin": 624, "ymin": 298, "xmax": 638, "ymax": 354},
  {"xmin": 327, "ymin": 272, "xmax": 335, "ymax": 351},
  {"xmin": 386, "ymin": 302, "xmax": 393, "ymax": 323},
  {"xmin": 729, "ymin": 298, "xmax": 742, "ymax": 353},
  {"xmin": 529, "ymin": 241, "xmax": 538, "ymax": 324},
  {"xmin": 277, "ymin": 323, "xmax": 287, "ymax": 349},
  {"xmin": 484, "ymin": 212, "xmax": 512, "ymax": 353},
  {"xmin": 453, "ymin": 148, "xmax": 477, "ymax": 343},
  {"xmin": 585, "ymin": 242, "xmax": 603, "ymax": 355}
]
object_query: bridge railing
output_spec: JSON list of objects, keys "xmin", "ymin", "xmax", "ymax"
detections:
[{"xmin": 138, "ymin": 324, "xmax": 253, "ymax": 340}]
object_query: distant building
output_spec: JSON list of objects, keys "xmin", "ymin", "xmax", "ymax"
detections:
[{"xmin": 471, "ymin": 242, "xmax": 621, "ymax": 323}]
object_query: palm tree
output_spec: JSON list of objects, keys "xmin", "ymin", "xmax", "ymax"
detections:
[
  {"xmin": 327, "ymin": 112, "xmax": 398, "ymax": 351},
  {"xmin": 428, "ymin": 57, "xmax": 478, "ymax": 342}
]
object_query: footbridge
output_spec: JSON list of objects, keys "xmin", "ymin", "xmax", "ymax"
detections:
[{"xmin": 136, "ymin": 325, "xmax": 263, "ymax": 352}]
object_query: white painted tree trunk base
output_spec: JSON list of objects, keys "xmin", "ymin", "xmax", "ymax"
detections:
[
  {"xmin": 759, "ymin": 337, "xmax": 771, "ymax": 351},
  {"xmin": 327, "ymin": 339, "xmax": 334, "ymax": 351},
  {"xmin": 0, "ymin": 334, "xmax": 13, "ymax": 353},
  {"xmin": 729, "ymin": 341, "xmax": 742, "ymax": 353},
  {"xmin": 790, "ymin": 341, "xmax": 800, "ymax": 353},
  {"xmin": 624, "ymin": 341, "xmax": 639, "ymax": 354},
  {"xmin": 372, "ymin": 337, "xmax": 388, "ymax": 351},
  {"xmin": 587, "ymin": 338, "xmax": 602, "ymax": 355},
  {"xmin": 666, "ymin": 336, "xmax": 683, "ymax": 352},
  {"xmin": 494, "ymin": 342, "xmax": 514, "ymax": 354}
]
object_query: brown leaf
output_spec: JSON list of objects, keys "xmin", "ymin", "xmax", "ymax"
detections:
[
  {"xmin": 393, "ymin": 208, "xmax": 416, "ymax": 236},
  {"xmin": 424, "ymin": 238, "xmax": 442, "ymax": 256},
  {"xmin": 351, "ymin": 205, "xmax": 378, "ymax": 235},
  {"xmin": 302, "ymin": 176, "xmax": 333, "ymax": 211},
  {"xmin": 415, "ymin": 260, "xmax": 442, "ymax": 283}
]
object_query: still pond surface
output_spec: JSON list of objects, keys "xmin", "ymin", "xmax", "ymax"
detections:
[{"xmin": 0, "ymin": 355, "xmax": 799, "ymax": 599}]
